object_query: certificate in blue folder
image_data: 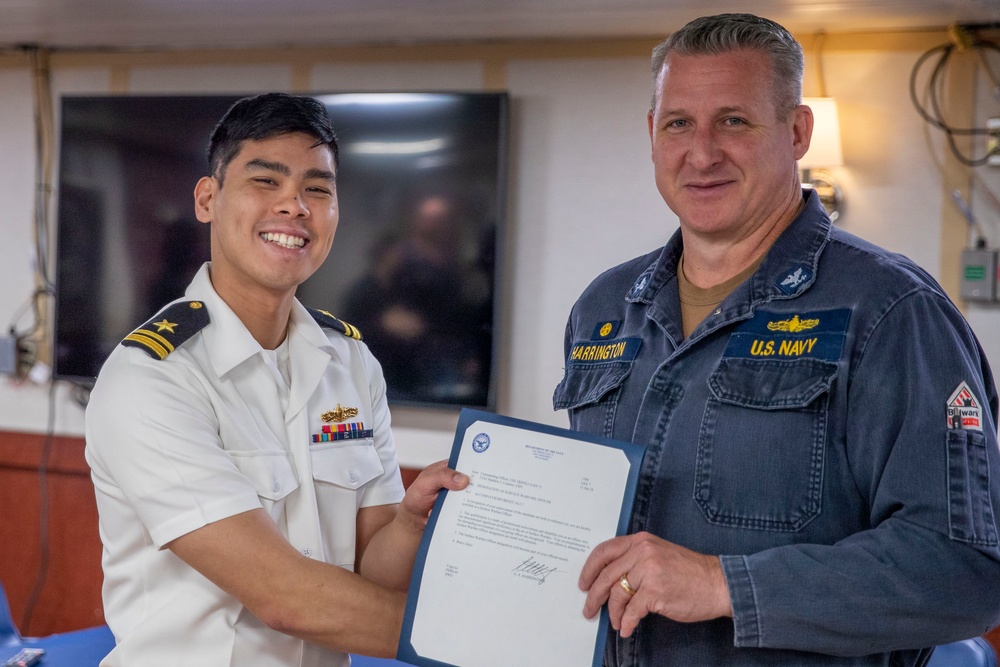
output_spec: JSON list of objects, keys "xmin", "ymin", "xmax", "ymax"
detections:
[{"xmin": 398, "ymin": 408, "xmax": 645, "ymax": 667}]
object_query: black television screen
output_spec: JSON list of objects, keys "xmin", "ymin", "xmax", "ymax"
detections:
[{"xmin": 55, "ymin": 92, "xmax": 507, "ymax": 410}]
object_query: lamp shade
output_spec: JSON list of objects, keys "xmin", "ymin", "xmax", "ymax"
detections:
[{"xmin": 800, "ymin": 97, "xmax": 844, "ymax": 169}]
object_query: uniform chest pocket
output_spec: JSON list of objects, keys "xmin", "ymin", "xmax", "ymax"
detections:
[
  {"xmin": 553, "ymin": 363, "xmax": 631, "ymax": 438},
  {"xmin": 311, "ymin": 442, "xmax": 385, "ymax": 493},
  {"xmin": 230, "ymin": 451, "xmax": 300, "ymax": 521},
  {"xmin": 311, "ymin": 441, "xmax": 386, "ymax": 569},
  {"xmin": 695, "ymin": 357, "xmax": 838, "ymax": 532}
]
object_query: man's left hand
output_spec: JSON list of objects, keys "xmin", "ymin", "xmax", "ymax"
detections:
[
  {"xmin": 396, "ymin": 460, "xmax": 469, "ymax": 533},
  {"xmin": 578, "ymin": 531, "xmax": 733, "ymax": 636}
]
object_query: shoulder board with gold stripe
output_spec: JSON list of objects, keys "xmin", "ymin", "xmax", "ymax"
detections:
[
  {"xmin": 308, "ymin": 308, "xmax": 362, "ymax": 341},
  {"xmin": 121, "ymin": 301, "xmax": 210, "ymax": 360}
]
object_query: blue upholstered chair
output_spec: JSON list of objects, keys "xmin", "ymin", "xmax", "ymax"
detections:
[
  {"xmin": 349, "ymin": 656, "xmax": 411, "ymax": 666},
  {"xmin": 927, "ymin": 637, "xmax": 998, "ymax": 667},
  {"xmin": 0, "ymin": 582, "xmax": 115, "ymax": 666}
]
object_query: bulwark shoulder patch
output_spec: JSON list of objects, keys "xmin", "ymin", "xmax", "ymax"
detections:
[
  {"xmin": 947, "ymin": 381, "xmax": 984, "ymax": 431},
  {"xmin": 724, "ymin": 308, "xmax": 851, "ymax": 362},
  {"xmin": 308, "ymin": 308, "xmax": 362, "ymax": 340},
  {"xmin": 122, "ymin": 301, "xmax": 209, "ymax": 360}
]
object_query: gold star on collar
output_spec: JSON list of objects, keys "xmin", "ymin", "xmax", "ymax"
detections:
[{"xmin": 153, "ymin": 319, "xmax": 178, "ymax": 333}]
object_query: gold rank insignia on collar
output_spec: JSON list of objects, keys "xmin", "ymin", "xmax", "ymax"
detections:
[
  {"xmin": 322, "ymin": 404, "xmax": 360, "ymax": 423},
  {"xmin": 122, "ymin": 301, "xmax": 210, "ymax": 360},
  {"xmin": 307, "ymin": 307, "xmax": 362, "ymax": 340}
]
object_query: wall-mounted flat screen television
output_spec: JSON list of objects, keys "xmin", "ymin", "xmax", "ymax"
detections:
[{"xmin": 54, "ymin": 92, "xmax": 508, "ymax": 410}]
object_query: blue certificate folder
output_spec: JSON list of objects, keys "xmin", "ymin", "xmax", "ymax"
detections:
[{"xmin": 397, "ymin": 408, "xmax": 645, "ymax": 667}]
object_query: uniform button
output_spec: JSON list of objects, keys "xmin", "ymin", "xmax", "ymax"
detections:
[
  {"xmin": 713, "ymin": 308, "xmax": 722, "ymax": 315},
  {"xmin": 302, "ymin": 548, "xmax": 311, "ymax": 557},
  {"xmin": 272, "ymin": 480, "xmax": 281, "ymax": 493},
  {"xmin": 349, "ymin": 471, "xmax": 359, "ymax": 483}
]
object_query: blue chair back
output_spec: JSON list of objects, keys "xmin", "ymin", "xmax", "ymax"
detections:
[
  {"xmin": 928, "ymin": 637, "xmax": 998, "ymax": 667},
  {"xmin": 0, "ymin": 579, "xmax": 115, "ymax": 666},
  {"xmin": 0, "ymin": 581, "xmax": 22, "ymax": 648}
]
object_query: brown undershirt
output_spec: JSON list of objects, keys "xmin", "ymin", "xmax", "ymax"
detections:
[{"xmin": 678, "ymin": 254, "xmax": 765, "ymax": 339}]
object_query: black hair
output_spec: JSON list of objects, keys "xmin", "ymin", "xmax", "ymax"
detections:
[{"xmin": 207, "ymin": 92, "xmax": 339, "ymax": 184}]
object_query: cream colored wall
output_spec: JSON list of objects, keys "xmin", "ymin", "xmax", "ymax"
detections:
[{"xmin": 0, "ymin": 31, "xmax": 991, "ymax": 467}]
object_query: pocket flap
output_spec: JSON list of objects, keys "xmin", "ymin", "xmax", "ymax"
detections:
[
  {"xmin": 230, "ymin": 451, "xmax": 300, "ymax": 501},
  {"xmin": 553, "ymin": 364, "xmax": 631, "ymax": 410},
  {"xmin": 708, "ymin": 357, "xmax": 838, "ymax": 410},
  {"xmin": 311, "ymin": 442, "xmax": 385, "ymax": 490}
]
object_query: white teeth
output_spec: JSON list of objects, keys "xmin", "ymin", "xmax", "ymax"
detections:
[{"xmin": 262, "ymin": 232, "xmax": 306, "ymax": 249}]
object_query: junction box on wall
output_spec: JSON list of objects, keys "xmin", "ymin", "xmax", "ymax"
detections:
[
  {"xmin": 990, "ymin": 118, "xmax": 1000, "ymax": 167},
  {"xmin": 0, "ymin": 335, "xmax": 17, "ymax": 376},
  {"xmin": 962, "ymin": 247, "xmax": 999, "ymax": 301}
]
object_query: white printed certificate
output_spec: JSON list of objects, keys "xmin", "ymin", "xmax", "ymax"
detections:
[{"xmin": 397, "ymin": 409, "xmax": 644, "ymax": 667}]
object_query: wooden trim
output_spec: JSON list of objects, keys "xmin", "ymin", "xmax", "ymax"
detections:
[
  {"xmin": 0, "ymin": 431, "xmax": 88, "ymax": 476},
  {"xmin": 0, "ymin": 430, "xmax": 103, "ymax": 636},
  {"xmin": 109, "ymin": 66, "xmax": 130, "ymax": 93},
  {"xmin": 0, "ymin": 29, "xmax": 951, "ymax": 71}
]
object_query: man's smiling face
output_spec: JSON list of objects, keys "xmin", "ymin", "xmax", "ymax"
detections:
[{"xmin": 194, "ymin": 131, "xmax": 338, "ymax": 303}]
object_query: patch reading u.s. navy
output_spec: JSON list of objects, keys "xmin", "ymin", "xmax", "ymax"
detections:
[
  {"xmin": 724, "ymin": 309, "xmax": 850, "ymax": 361},
  {"xmin": 947, "ymin": 381, "xmax": 983, "ymax": 431},
  {"xmin": 775, "ymin": 264, "xmax": 814, "ymax": 296},
  {"xmin": 121, "ymin": 301, "xmax": 209, "ymax": 360},
  {"xmin": 308, "ymin": 308, "xmax": 362, "ymax": 340},
  {"xmin": 568, "ymin": 337, "xmax": 641, "ymax": 365},
  {"xmin": 591, "ymin": 320, "xmax": 622, "ymax": 340}
]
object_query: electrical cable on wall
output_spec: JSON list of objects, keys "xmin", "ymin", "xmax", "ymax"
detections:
[
  {"xmin": 909, "ymin": 24, "xmax": 1000, "ymax": 167},
  {"xmin": 20, "ymin": 380, "xmax": 56, "ymax": 634},
  {"xmin": 14, "ymin": 44, "xmax": 59, "ymax": 635}
]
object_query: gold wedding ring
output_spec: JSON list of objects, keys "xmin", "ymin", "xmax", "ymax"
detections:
[{"xmin": 619, "ymin": 574, "xmax": 637, "ymax": 596}]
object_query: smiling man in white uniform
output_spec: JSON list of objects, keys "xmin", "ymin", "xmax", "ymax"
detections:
[{"xmin": 85, "ymin": 93, "xmax": 468, "ymax": 667}]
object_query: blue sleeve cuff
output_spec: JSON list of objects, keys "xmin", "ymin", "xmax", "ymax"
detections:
[{"xmin": 721, "ymin": 554, "xmax": 761, "ymax": 647}]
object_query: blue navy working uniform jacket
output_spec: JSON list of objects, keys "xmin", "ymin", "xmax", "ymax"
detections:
[{"xmin": 554, "ymin": 190, "xmax": 1000, "ymax": 665}]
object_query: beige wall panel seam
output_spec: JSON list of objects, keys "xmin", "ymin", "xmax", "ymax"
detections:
[{"xmin": 0, "ymin": 30, "xmax": 948, "ymax": 72}]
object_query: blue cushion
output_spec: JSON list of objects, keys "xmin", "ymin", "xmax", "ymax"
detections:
[
  {"xmin": 349, "ymin": 656, "xmax": 412, "ymax": 666},
  {"xmin": 928, "ymin": 638, "xmax": 998, "ymax": 667}
]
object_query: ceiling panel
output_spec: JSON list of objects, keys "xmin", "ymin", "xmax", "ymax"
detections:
[{"xmin": 0, "ymin": 0, "xmax": 997, "ymax": 51}]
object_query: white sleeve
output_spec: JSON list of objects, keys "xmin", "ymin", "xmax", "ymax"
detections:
[{"xmin": 86, "ymin": 348, "xmax": 263, "ymax": 547}]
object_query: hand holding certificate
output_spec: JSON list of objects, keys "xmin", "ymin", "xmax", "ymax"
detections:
[{"xmin": 398, "ymin": 409, "xmax": 644, "ymax": 667}]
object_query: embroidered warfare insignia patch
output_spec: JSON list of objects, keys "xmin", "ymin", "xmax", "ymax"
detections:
[
  {"xmin": 724, "ymin": 308, "xmax": 850, "ymax": 361},
  {"xmin": 766, "ymin": 315, "xmax": 820, "ymax": 333},
  {"xmin": 947, "ymin": 381, "xmax": 983, "ymax": 431},
  {"xmin": 308, "ymin": 308, "xmax": 362, "ymax": 340},
  {"xmin": 122, "ymin": 301, "xmax": 209, "ymax": 359}
]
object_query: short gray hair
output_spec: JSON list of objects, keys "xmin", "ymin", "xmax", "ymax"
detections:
[{"xmin": 650, "ymin": 13, "xmax": 804, "ymax": 119}]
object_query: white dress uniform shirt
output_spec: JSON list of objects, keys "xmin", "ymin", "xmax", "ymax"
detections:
[{"xmin": 86, "ymin": 263, "xmax": 405, "ymax": 666}]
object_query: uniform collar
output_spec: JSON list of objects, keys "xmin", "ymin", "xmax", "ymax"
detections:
[
  {"xmin": 629, "ymin": 190, "xmax": 832, "ymax": 338},
  {"xmin": 287, "ymin": 298, "xmax": 342, "ymax": 363},
  {"xmin": 184, "ymin": 263, "xmax": 341, "ymax": 379},
  {"xmin": 631, "ymin": 189, "xmax": 830, "ymax": 306}
]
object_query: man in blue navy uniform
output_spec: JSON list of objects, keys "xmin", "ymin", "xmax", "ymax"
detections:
[
  {"xmin": 558, "ymin": 13, "xmax": 1000, "ymax": 665},
  {"xmin": 86, "ymin": 93, "xmax": 468, "ymax": 666}
]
